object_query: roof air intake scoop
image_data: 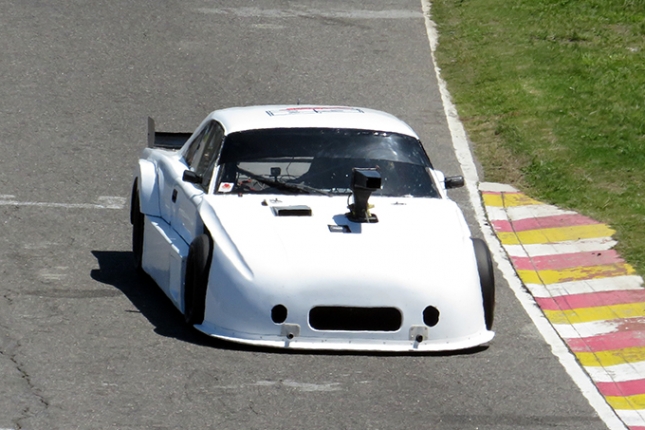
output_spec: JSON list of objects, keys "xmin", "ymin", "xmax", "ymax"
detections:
[{"xmin": 347, "ymin": 168, "xmax": 381, "ymax": 223}]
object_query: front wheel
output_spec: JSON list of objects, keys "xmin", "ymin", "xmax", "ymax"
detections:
[
  {"xmin": 472, "ymin": 238, "xmax": 495, "ymax": 330},
  {"xmin": 184, "ymin": 234, "xmax": 212, "ymax": 325},
  {"xmin": 131, "ymin": 180, "xmax": 144, "ymax": 271}
]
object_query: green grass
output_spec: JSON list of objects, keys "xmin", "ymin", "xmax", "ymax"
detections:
[{"xmin": 431, "ymin": 0, "xmax": 645, "ymax": 273}]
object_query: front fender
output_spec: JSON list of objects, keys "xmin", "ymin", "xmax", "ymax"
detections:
[
  {"xmin": 136, "ymin": 158, "xmax": 161, "ymax": 218},
  {"xmin": 199, "ymin": 202, "xmax": 253, "ymax": 281}
]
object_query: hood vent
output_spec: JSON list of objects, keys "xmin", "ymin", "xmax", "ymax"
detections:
[{"xmin": 271, "ymin": 205, "xmax": 312, "ymax": 217}]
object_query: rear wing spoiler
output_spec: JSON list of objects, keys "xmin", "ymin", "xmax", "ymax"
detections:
[{"xmin": 147, "ymin": 117, "xmax": 192, "ymax": 150}]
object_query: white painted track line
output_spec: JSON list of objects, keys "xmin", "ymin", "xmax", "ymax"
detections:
[
  {"xmin": 505, "ymin": 204, "xmax": 578, "ymax": 221},
  {"xmin": 616, "ymin": 410, "xmax": 645, "ymax": 428},
  {"xmin": 504, "ymin": 239, "xmax": 619, "ymax": 257},
  {"xmin": 553, "ymin": 318, "xmax": 645, "ymax": 341},
  {"xmin": 421, "ymin": 1, "xmax": 627, "ymax": 429},
  {"xmin": 0, "ymin": 196, "xmax": 125, "ymax": 210},
  {"xmin": 484, "ymin": 202, "xmax": 579, "ymax": 223},
  {"xmin": 586, "ymin": 362, "xmax": 645, "ymax": 383},
  {"xmin": 526, "ymin": 276, "xmax": 644, "ymax": 298}
]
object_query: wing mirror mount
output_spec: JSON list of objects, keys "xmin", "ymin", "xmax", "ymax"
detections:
[
  {"xmin": 444, "ymin": 175, "xmax": 465, "ymax": 189},
  {"xmin": 182, "ymin": 170, "xmax": 203, "ymax": 185}
]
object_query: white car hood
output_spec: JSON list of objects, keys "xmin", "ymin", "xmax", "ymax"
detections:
[{"xmin": 203, "ymin": 195, "xmax": 473, "ymax": 288}]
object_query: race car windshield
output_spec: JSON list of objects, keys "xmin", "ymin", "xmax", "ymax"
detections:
[{"xmin": 216, "ymin": 128, "xmax": 440, "ymax": 197}]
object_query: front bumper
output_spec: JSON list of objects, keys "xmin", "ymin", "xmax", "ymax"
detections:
[{"xmin": 194, "ymin": 322, "xmax": 494, "ymax": 352}]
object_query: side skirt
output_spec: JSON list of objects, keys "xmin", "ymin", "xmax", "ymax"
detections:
[{"xmin": 142, "ymin": 215, "xmax": 190, "ymax": 312}]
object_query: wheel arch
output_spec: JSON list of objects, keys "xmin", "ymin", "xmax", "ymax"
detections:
[
  {"xmin": 134, "ymin": 159, "xmax": 161, "ymax": 218},
  {"xmin": 472, "ymin": 237, "xmax": 495, "ymax": 330},
  {"xmin": 184, "ymin": 232, "xmax": 214, "ymax": 325}
]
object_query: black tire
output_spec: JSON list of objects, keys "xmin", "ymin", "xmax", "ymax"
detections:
[
  {"xmin": 131, "ymin": 180, "xmax": 144, "ymax": 272},
  {"xmin": 472, "ymin": 238, "xmax": 495, "ymax": 330},
  {"xmin": 184, "ymin": 234, "xmax": 212, "ymax": 325}
]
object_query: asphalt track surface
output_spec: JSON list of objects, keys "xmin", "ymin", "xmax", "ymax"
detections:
[{"xmin": 0, "ymin": 1, "xmax": 611, "ymax": 429}]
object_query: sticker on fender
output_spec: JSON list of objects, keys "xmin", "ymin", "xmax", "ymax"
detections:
[{"xmin": 218, "ymin": 182, "xmax": 234, "ymax": 193}]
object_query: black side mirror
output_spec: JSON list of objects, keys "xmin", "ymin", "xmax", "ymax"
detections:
[
  {"xmin": 183, "ymin": 170, "xmax": 203, "ymax": 185},
  {"xmin": 444, "ymin": 176, "xmax": 465, "ymax": 189}
]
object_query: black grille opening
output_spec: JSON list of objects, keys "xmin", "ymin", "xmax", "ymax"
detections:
[
  {"xmin": 423, "ymin": 306, "xmax": 440, "ymax": 327},
  {"xmin": 271, "ymin": 305, "xmax": 288, "ymax": 324},
  {"xmin": 309, "ymin": 306, "xmax": 402, "ymax": 332}
]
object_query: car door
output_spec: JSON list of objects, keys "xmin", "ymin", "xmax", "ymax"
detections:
[
  {"xmin": 171, "ymin": 121, "xmax": 225, "ymax": 245},
  {"xmin": 157, "ymin": 124, "xmax": 209, "ymax": 224}
]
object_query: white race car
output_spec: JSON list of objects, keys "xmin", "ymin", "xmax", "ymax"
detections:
[{"xmin": 130, "ymin": 105, "xmax": 495, "ymax": 352}]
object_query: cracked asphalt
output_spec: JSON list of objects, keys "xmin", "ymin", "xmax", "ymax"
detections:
[{"xmin": 0, "ymin": 331, "xmax": 47, "ymax": 427}]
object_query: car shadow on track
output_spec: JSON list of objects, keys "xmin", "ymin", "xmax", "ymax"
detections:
[
  {"xmin": 91, "ymin": 250, "xmax": 489, "ymax": 357},
  {"xmin": 91, "ymin": 250, "xmax": 219, "ymax": 347}
]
